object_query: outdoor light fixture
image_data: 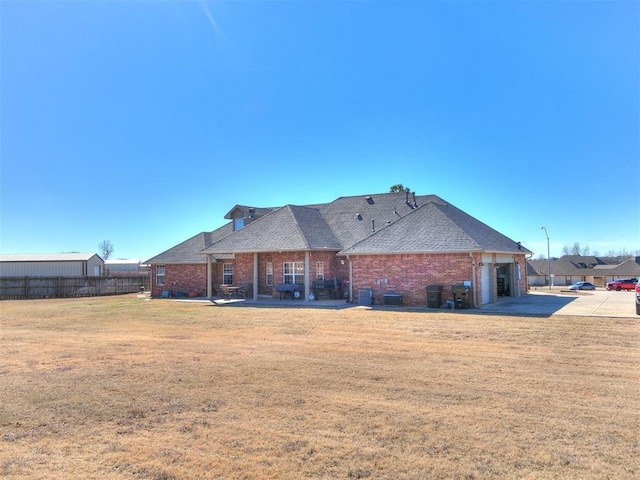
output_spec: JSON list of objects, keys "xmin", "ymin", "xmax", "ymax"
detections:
[{"xmin": 541, "ymin": 227, "xmax": 551, "ymax": 290}]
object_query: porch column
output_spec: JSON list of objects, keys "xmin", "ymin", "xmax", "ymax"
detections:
[
  {"xmin": 253, "ymin": 253, "xmax": 259, "ymax": 301},
  {"xmin": 304, "ymin": 251, "xmax": 310, "ymax": 301},
  {"xmin": 206, "ymin": 254, "xmax": 213, "ymax": 298}
]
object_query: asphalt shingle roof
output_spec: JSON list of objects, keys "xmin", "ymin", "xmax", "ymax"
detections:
[
  {"xmin": 203, "ymin": 205, "xmax": 342, "ymax": 253},
  {"xmin": 339, "ymin": 201, "xmax": 527, "ymax": 254},
  {"xmin": 198, "ymin": 192, "xmax": 529, "ymax": 256},
  {"xmin": 145, "ymin": 223, "xmax": 234, "ymax": 264},
  {"xmin": 527, "ymin": 256, "xmax": 640, "ymax": 277}
]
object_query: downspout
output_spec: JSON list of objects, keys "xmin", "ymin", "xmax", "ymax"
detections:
[
  {"xmin": 470, "ymin": 252, "xmax": 478, "ymax": 308},
  {"xmin": 304, "ymin": 251, "xmax": 310, "ymax": 302},
  {"xmin": 253, "ymin": 253, "xmax": 259, "ymax": 301},
  {"xmin": 206, "ymin": 254, "xmax": 212, "ymax": 298},
  {"xmin": 347, "ymin": 255, "xmax": 353, "ymax": 303}
]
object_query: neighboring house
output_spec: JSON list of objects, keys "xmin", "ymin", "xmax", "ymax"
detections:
[
  {"xmin": 527, "ymin": 255, "xmax": 640, "ymax": 287},
  {"xmin": 146, "ymin": 192, "xmax": 530, "ymax": 307},
  {"xmin": 0, "ymin": 253, "xmax": 104, "ymax": 277}
]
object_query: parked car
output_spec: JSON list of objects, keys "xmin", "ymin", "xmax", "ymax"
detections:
[
  {"xmin": 569, "ymin": 281, "xmax": 596, "ymax": 291},
  {"xmin": 606, "ymin": 279, "xmax": 638, "ymax": 291},
  {"xmin": 635, "ymin": 281, "xmax": 640, "ymax": 315}
]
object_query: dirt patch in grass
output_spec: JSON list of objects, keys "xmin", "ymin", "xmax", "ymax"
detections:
[{"xmin": 1, "ymin": 295, "xmax": 638, "ymax": 479}]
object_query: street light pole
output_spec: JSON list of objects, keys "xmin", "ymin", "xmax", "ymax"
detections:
[{"xmin": 541, "ymin": 226, "xmax": 551, "ymax": 290}]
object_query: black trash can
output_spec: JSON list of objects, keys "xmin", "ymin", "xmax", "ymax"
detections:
[
  {"xmin": 451, "ymin": 284, "xmax": 470, "ymax": 309},
  {"xmin": 426, "ymin": 285, "xmax": 443, "ymax": 308}
]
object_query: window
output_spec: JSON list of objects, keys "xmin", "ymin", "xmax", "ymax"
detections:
[
  {"xmin": 156, "ymin": 265, "xmax": 165, "ymax": 286},
  {"xmin": 234, "ymin": 218, "xmax": 245, "ymax": 231},
  {"xmin": 316, "ymin": 261, "xmax": 325, "ymax": 280},
  {"xmin": 223, "ymin": 263, "xmax": 233, "ymax": 285},
  {"xmin": 283, "ymin": 261, "xmax": 304, "ymax": 285},
  {"xmin": 266, "ymin": 262, "xmax": 273, "ymax": 286}
]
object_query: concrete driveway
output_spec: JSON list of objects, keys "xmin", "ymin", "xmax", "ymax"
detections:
[{"xmin": 478, "ymin": 288, "xmax": 638, "ymax": 318}]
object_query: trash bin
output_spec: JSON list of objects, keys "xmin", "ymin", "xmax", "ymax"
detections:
[
  {"xmin": 451, "ymin": 284, "xmax": 470, "ymax": 309},
  {"xmin": 426, "ymin": 285, "xmax": 443, "ymax": 308},
  {"xmin": 383, "ymin": 292, "xmax": 403, "ymax": 305}
]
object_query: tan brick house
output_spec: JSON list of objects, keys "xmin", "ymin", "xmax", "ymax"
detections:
[{"xmin": 146, "ymin": 192, "xmax": 530, "ymax": 307}]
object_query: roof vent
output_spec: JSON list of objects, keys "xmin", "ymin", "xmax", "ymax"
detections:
[
  {"xmin": 355, "ymin": 213, "xmax": 362, "ymax": 220},
  {"xmin": 248, "ymin": 208, "xmax": 255, "ymax": 218},
  {"xmin": 412, "ymin": 192, "xmax": 417, "ymax": 208},
  {"xmin": 372, "ymin": 219, "xmax": 375, "ymax": 232},
  {"xmin": 365, "ymin": 196, "xmax": 374, "ymax": 205}
]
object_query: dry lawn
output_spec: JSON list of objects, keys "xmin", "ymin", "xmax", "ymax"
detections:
[{"xmin": 1, "ymin": 295, "xmax": 638, "ymax": 479}]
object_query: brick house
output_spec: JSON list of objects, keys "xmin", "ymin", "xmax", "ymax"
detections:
[
  {"xmin": 146, "ymin": 192, "xmax": 531, "ymax": 307},
  {"xmin": 528, "ymin": 255, "xmax": 640, "ymax": 288}
]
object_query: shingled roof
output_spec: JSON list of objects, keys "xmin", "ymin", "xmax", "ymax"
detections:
[
  {"xmin": 527, "ymin": 255, "xmax": 640, "ymax": 278},
  {"xmin": 339, "ymin": 200, "xmax": 527, "ymax": 255},
  {"xmin": 145, "ymin": 223, "xmax": 234, "ymax": 264},
  {"xmin": 203, "ymin": 205, "xmax": 343, "ymax": 253},
  {"xmin": 199, "ymin": 192, "xmax": 529, "ymax": 256}
]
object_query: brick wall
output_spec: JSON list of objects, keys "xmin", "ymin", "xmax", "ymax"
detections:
[
  {"xmin": 350, "ymin": 253, "xmax": 476, "ymax": 306},
  {"xmin": 151, "ymin": 252, "xmax": 528, "ymax": 305},
  {"xmin": 150, "ymin": 263, "xmax": 208, "ymax": 297}
]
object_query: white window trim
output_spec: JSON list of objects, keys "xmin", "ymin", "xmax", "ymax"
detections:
[
  {"xmin": 156, "ymin": 265, "xmax": 165, "ymax": 286},
  {"xmin": 283, "ymin": 261, "xmax": 304, "ymax": 285},
  {"xmin": 223, "ymin": 263, "xmax": 233, "ymax": 285},
  {"xmin": 266, "ymin": 261, "xmax": 273, "ymax": 287}
]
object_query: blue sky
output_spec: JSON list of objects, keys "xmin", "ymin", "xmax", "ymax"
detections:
[{"xmin": 1, "ymin": 0, "xmax": 638, "ymax": 261}]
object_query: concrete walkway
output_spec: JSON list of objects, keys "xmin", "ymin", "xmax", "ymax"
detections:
[
  {"xmin": 477, "ymin": 289, "xmax": 637, "ymax": 318},
  {"xmin": 170, "ymin": 289, "xmax": 638, "ymax": 318}
]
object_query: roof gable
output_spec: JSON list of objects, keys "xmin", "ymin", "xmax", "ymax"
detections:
[
  {"xmin": 202, "ymin": 205, "xmax": 342, "ymax": 253},
  {"xmin": 223, "ymin": 205, "xmax": 275, "ymax": 220},
  {"xmin": 339, "ymin": 201, "xmax": 528, "ymax": 255},
  {"xmin": 145, "ymin": 223, "xmax": 234, "ymax": 264}
]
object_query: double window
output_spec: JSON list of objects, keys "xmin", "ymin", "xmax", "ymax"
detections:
[{"xmin": 283, "ymin": 261, "xmax": 304, "ymax": 285}]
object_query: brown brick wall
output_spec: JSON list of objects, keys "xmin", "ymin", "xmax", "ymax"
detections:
[
  {"xmin": 349, "ymin": 253, "xmax": 475, "ymax": 306},
  {"xmin": 150, "ymin": 263, "xmax": 208, "ymax": 297},
  {"xmin": 151, "ymin": 252, "xmax": 528, "ymax": 305}
]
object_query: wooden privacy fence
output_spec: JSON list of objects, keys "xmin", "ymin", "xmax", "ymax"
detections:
[{"xmin": 0, "ymin": 276, "xmax": 150, "ymax": 300}]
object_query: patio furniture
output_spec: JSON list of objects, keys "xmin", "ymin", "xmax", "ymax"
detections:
[
  {"xmin": 238, "ymin": 282, "xmax": 253, "ymax": 299},
  {"xmin": 219, "ymin": 285, "xmax": 231, "ymax": 299},
  {"xmin": 274, "ymin": 284, "xmax": 304, "ymax": 300}
]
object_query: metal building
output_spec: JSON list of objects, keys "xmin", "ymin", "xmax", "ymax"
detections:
[{"xmin": 0, "ymin": 253, "xmax": 105, "ymax": 277}]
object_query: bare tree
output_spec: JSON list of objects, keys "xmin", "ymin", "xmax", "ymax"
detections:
[
  {"xmin": 562, "ymin": 242, "xmax": 590, "ymax": 256},
  {"xmin": 99, "ymin": 240, "xmax": 114, "ymax": 260}
]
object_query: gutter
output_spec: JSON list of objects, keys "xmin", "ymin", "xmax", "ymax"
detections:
[
  {"xmin": 347, "ymin": 254, "xmax": 353, "ymax": 303},
  {"xmin": 470, "ymin": 252, "xmax": 478, "ymax": 308}
]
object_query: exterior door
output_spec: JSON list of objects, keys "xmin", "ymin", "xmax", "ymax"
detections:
[{"xmin": 481, "ymin": 264, "xmax": 492, "ymax": 305}]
